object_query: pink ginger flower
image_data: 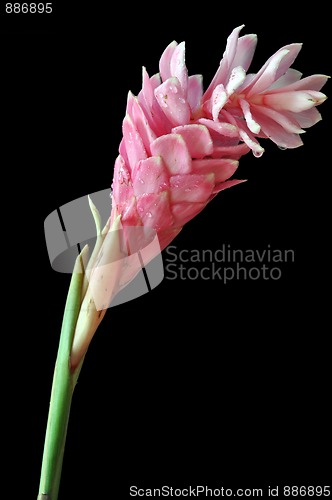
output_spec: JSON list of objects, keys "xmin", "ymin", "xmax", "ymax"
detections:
[
  {"xmin": 71, "ymin": 26, "xmax": 328, "ymax": 369},
  {"xmin": 111, "ymin": 25, "xmax": 328, "ymax": 253}
]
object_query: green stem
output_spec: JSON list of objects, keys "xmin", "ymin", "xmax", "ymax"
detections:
[{"xmin": 38, "ymin": 254, "xmax": 85, "ymax": 500}]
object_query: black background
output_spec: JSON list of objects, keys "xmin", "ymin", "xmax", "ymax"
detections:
[{"xmin": 2, "ymin": 2, "xmax": 331, "ymax": 499}]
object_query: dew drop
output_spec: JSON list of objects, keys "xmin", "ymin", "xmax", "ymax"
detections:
[
  {"xmin": 159, "ymin": 93, "xmax": 168, "ymax": 108},
  {"xmin": 278, "ymin": 145, "xmax": 287, "ymax": 151},
  {"xmin": 253, "ymin": 150, "xmax": 264, "ymax": 158},
  {"xmin": 146, "ymin": 211, "xmax": 152, "ymax": 218},
  {"xmin": 139, "ymin": 177, "xmax": 145, "ymax": 184}
]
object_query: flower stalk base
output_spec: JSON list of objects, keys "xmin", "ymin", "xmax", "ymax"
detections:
[{"xmin": 37, "ymin": 252, "xmax": 86, "ymax": 500}]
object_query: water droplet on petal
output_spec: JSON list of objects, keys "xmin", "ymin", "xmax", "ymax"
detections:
[
  {"xmin": 253, "ymin": 150, "xmax": 264, "ymax": 158},
  {"xmin": 278, "ymin": 145, "xmax": 287, "ymax": 151},
  {"xmin": 139, "ymin": 177, "xmax": 145, "ymax": 184},
  {"xmin": 158, "ymin": 93, "xmax": 168, "ymax": 108},
  {"xmin": 146, "ymin": 211, "xmax": 152, "ymax": 218}
]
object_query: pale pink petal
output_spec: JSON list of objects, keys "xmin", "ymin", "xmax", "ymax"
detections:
[
  {"xmin": 137, "ymin": 71, "xmax": 159, "ymax": 132},
  {"xmin": 273, "ymin": 44, "xmax": 303, "ymax": 82},
  {"xmin": 187, "ymin": 74, "xmax": 203, "ymax": 114},
  {"xmin": 212, "ymin": 179, "xmax": 246, "ymax": 194},
  {"xmin": 197, "ymin": 118, "xmax": 239, "ymax": 138},
  {"xmin": 112, "ymin": 155, "xmax": 134, "ymax": 204},
  {"xmin": 268, "ymin": 68, "xmax": 302, "ymax": 89},
  {"xmin": 239, "ymin": 98, "xmax": 261, "ymax": 134},
  {"xmin": 201, "ymin": 97, "xmax": 212, "ymax": 117},
  {"xmin": 118, "ymin": 137, "xmax": 129, "ymax": 166},
  {"xmin": 148, "ymin": 106, "xmax": 174, "ymax": 136},
  {"xmin": 295, "ymin": 107, "xmax": 323, "ymax": 128},
  {"xmin": 220, "ymin": 109, "xmax": 264, "ymax": 156},
  {"xmin": 170, "ymin": 41, "xmax": 188, "ymax": 93},
  {"xmin": 226, "ymin": 66, "xmax": 246, "ymax": 95},
  {"xmin": 246, "ymin": 44, "xmax": 302, "ymax": 97},
  {"xmin": 119, "ymin": 196, "xmax": 140, "ymax": 225},
  {"xmin": 257, "ymin": 119, "xmax": 304, "ymax": 149},
  {"xmin": 268, "ymin": 74, "xmax": 329, "ymax": 93},
  {"xmin": 122, "ymin": 114, "xmax": 147, "ymax": 170},
  {"xmin": 132, "ymin": 156, "xmax": 169, "ymax": 196},
  {"xmin": 212, "ymin": 143, "xmax": 251, "ymax": 159},
  {"xmin": 210, "ymin": 136, "xmax": 240, "ymax": 148},
  {"xmin": 237, "ymin": 72, "xmax": 256, "ymax": 92},
  {"xmin": 192, "ymin": 158, "xmax": 239, "ymax": 183},
  {"xmin": 251, "ymin": 104, "xmax": 304, "ymax": 134},
  {"xmin": 138, "ymin": 67, "xmax": 158, "ymax": 114},
  {"xmin": 150, "ymin": 73, "xmax": 162, "ymax": 89},
  {"xmin": 125, "ymin": 90, "xmax": 134, "ymax": 116},
  {"xmin": 118, "ymin": 226, "xmax": 155, "ymax": 269},
  {"xmin": 263, "ymin": 90, "xmax": 327, "ymax": 112},
  {"xmin": 232, "ymin": 33, "xmax": 257, "ymax": 71},
  {"xmin": 238, "ymin": 126, "xmax": 265, "ymax": 157},
  {"xmin": 139, "ymin": 70, "xmax": 174, "ymax": 135},
  {"xmin": 211, "ymin": 83, "xmax": 228, "ymax": 121},
  {"xmin": 172, "ymin": 124, "xmax": 213, "ymax": 158},
  {"xmin": 154, "ymin": 77, "xmax": 191, "ymax": 126},
  {"xmin": 159, "ymin": 40, "xmax": 178, "ymax": 82},
  {"xmin": 150, "ymin": 133, "xmax": 192, "ymax": 174},
  {"xmin": 203, "ymin": 24, "xmax": 245, "ymax": 101},
  {"xmin": 245, "ymin": 49, "xmax": 289, "ymax": 97},
  {"xmin": 171, "ymin": 201, "xmax": 206, "ymax": 226},
  {"xmin": 170, "ymin": 173, "xmax": 215, "ymax": 203},
  {"xmin": 223, "ymin": 24, "xmax": 245, "ymax": 69},
  {"xmin": 127, "ymin": 92, "xmax": 157, "ymax": 154},
  {"xmin": 136, "ymin": 191, "xmax": 174, "ymax": 232}
]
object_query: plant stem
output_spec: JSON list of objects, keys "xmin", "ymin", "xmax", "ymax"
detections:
[{"xmin": 38, "ymin": 252, "xmax": 85, "ymax": 500}]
